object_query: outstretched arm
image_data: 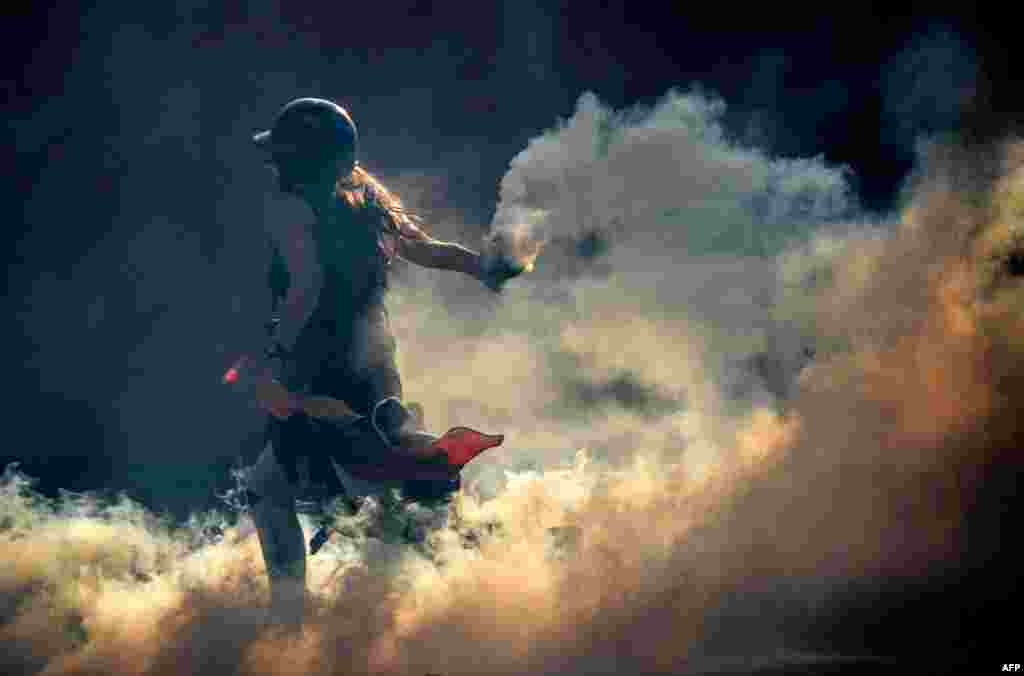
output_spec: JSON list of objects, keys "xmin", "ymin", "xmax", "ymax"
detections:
[
  {"xmin": 392, "ymin": 220, "xmax": 524, "ymax": 291},
  {"xmin": 397, "ymin": 234, "xmax": 485, "ymax": 279}
]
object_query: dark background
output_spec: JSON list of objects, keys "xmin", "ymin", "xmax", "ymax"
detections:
[{"xmin": 4, "ymin": 2, "xmax": 1022, "ymax": 671}]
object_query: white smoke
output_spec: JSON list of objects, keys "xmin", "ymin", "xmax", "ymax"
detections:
[{"xmin": 489, "ymin": 90, "xmax": 855, "ymax": 260}]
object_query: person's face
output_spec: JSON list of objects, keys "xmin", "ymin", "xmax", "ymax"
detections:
[
  {"xmin": 266, "ymin": 154, "xmax": 318, "ymax": 195},
  {"xmin": 264, "ymin": 150, "xmax": 354, "ymax": 196}
]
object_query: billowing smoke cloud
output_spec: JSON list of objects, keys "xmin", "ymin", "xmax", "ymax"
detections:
[
  {"xmin": 3, "ymin": 90, "xmax": 1022, "ymax": 675},
  {"xmin": 488, "ymin": 90, "xmax": 855, "ymax": 269}
]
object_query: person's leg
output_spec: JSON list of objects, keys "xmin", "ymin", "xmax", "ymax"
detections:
[
  {"xmin": 246, "ymin": 440, "xmax": 307, "ymax": 626},
  {"xmin": 355, "ymin": 351, "xmax": 463, "ymax": 507},
  {"xmin": 339, "ymin": 309, "xmax": 418, "ymax": 443}
]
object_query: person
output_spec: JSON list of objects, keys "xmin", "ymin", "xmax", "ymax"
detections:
[{"xmin": 237, "ymin": 98, "xmax": 520, "ymax": 625}]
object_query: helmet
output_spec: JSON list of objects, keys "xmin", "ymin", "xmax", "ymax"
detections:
[{"xmin": 254, "ymin": 98, "xmax": 359, "ymax": 188}]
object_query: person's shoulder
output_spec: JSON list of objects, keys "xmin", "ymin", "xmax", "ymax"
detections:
[
  {"xmin": 361, "ymin": 181, "xmax": 391, "ymax": 213},
  {"xmin": 276, "ymin": 220, "xmax": 314, "ymax": 246},
  {"xmin": 268, "ymin": 221, "xmax": 317, "ymax": 268},
  {"xmin": 362, "ymin": 187, "xmax": 421, "ymax": 238}
]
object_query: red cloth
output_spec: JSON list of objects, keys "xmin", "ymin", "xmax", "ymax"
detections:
[
  {"xmin": 433, "ymin": 427, "xmax": 504, "ymax": 467},
  {"xmin": 340, "ymin": 427, "xmax": 504, "ymax": 483}
]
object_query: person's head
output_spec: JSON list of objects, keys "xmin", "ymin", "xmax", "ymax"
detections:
[{"xmin": 254, "ymin": 98, "xmax": 358, "ymax": 197}]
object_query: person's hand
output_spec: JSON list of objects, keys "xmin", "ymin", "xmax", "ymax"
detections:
[
  {"xmin": 479, "ymin": 252, "xmax": 526, "ymax": 292},
  {"xmin": 254, "ymin": 376, "xmax": 302, "ymax": 420},
  {"xmin": 223, "ymin": 353, "xmax": 301, "ymax": 419}
]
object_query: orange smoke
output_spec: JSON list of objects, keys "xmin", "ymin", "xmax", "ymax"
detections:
[
  {"xmin": 772, "ymin": 144, "xmax": 1024, "ymax": 579},
  {"xmin": 849, "ymin": 261, "xmax": 993, "ymax": 450}
]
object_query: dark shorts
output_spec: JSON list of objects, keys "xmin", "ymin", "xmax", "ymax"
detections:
[
  {"xmin": 262, "ymin": 303, "xmax": 457, "ymax": 504},
  {"xmin": 267, "ymin": 304, "xmax": 404, "ymax": 493}
]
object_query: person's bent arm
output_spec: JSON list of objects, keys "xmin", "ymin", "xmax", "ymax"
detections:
[
  {"xmin": 225, "ymin": 221, "xmax": 320, "ymax": 418},
  {"xmin": 275, "ymin": 221, "xmax": 322, "ymax": 350}
]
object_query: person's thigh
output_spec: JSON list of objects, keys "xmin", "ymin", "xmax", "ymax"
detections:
[{"xmin": 246, "ymin": 441, "xmax": 300, "ymax": 504}]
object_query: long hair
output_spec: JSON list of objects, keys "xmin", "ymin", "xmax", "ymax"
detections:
[{"xmin": 335, "ymin": 164, "xmax": 429, "ymax": 240}]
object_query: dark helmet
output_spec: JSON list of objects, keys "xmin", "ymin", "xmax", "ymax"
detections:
[{"xmin": 253, "ymin": 98, "xmax": 358, "ymax": 189}]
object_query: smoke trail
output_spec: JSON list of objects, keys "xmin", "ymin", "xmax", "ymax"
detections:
[{"xmin": 2, "ymin": 91, "xmax": 1021, "ymax": 674}]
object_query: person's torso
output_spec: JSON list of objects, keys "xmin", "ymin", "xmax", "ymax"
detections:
[{"xmin": 312, "ymin": 199, "xmax": 392, "ymax": 319}]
